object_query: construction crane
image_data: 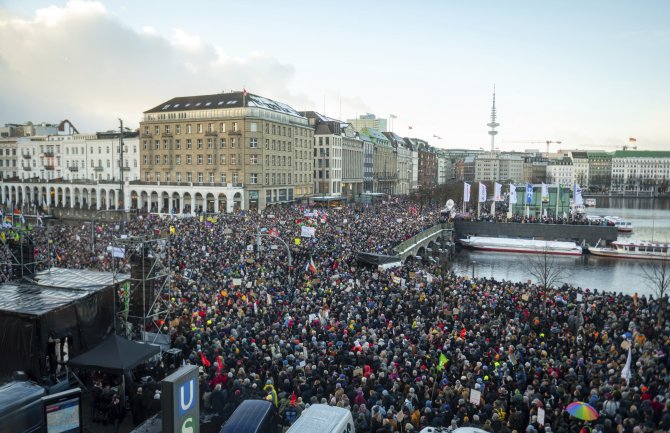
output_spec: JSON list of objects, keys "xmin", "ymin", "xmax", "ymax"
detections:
[{"xmin": 502, "ymin": 140, "xmax": 562, "ymax": 153}]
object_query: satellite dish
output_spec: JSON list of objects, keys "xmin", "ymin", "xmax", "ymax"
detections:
[{"xmin": 445, "ymin": 199, "xmax": 454, "ymax": 210}]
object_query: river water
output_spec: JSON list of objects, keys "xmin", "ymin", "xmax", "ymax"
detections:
[{"xmin": 450, "ymin": 197, "xmax": 670, "ymax": 297}]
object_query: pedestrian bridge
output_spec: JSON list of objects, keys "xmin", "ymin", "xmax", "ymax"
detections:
[{"xmin": 393, "ymin": 223, "xmax": 454, "ymax": 262}]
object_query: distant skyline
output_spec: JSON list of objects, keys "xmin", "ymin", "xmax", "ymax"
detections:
[{"xmin": 1, "ymin": 0, "xmax": 668, "ymax": 151}]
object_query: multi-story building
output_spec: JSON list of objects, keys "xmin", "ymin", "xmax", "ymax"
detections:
[
  {"xmin": 498, "ymin": 153, "xmax": 524, "ymax": 183},
  {"xmin": 383, "ymin": 132, "xmax": 411, "ymax": 195},
  {"xmin": 523, "ymin": 156, "xmax": 548, "ymax": 184},
  {"xmin": 570, "ymin": 151, "xmax": 589, "ymax": 188},
  {"xmin": 546, "ymin": 158, "xmax": 574, "ymax": 187},
  {"xmin": 413, "ymin": 139, "xmax": 437, "ymax": 189},
  {"xmin": 346, "ymin": 113, "xmax": 388, "ymax": 133},
  {"xmin": 474, "ymin": 152, "xmax": 500, "ymax": 181},
  {"xmin": 341, "ymin": 124, "xmax": 364, "ymax": 200},
  {"xmin": 303, "ymin": 111, "xmax": 343, "ymax": 196},
  {"xmin": 611, "ymin": 150, "xmax": 670, "ymax": 193},
  {"xmin": 0, "ymin": 137, "xmax": 18, "ymax": 180},
  {"xmin": 435, "ymin": 149, "xmax": 453, "ymax": 185},
  {"xmin": 360, "ymin": 128, "xmax": 396, "ymax": 195},
  {"xmin": 587, "ymin": 151, "xmax": 612, "ymax": 192},
  {"xmin": 139, "ymin": 91, "xmax": 313, "ymax": 212},
  {"xmin": 361, "ymin": 135, "xmax": 374, "ymax": 193}
]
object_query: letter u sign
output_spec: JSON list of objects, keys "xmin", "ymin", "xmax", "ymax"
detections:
[{"xmin": 178, "ymin": 378, "xmax": 195, "ymax": 416}]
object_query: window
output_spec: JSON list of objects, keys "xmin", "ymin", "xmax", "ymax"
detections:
[
  {"xmin": 186, "ymin": 155, "xmax": 192, "ymax": 165},
  {"xmin": 250, "ymin": 173, "xmax": 258, "ymax": 184},
  {"xmin": 197, "ymin": 155, "xmax": 203, "ymax": 165},
  {"xmin": 250, "ymin": 155, "xmax": 258, "ymax": 164},
  {"xmin": 220, "ymin": 155, "xmax": 226, "ymax": 164},
  {"xmin": 164, "ymin": 140, "xmax": 169, "ymax": 149},
  {"xmin": 265, "ymin": 123, "xmax": 269, "ymax": 133},
  {"xmin": 176, "ymin": 124, "xmax": 181, "ymax": 134},
  {"xmin": 143, "ymin": 156, "xmax": 149, "ymax": 165},
  {"xmin": 197, "ymin": 139, "xmax": 203, "ymax": 149},
  {"xmin": 176, "ymin": 172, "xmax": 182, "ymax": 182},
  {"xmin": 265, "ymin": 139, "xmax": 269, "ymax": 150},
  {"xmin": 231, "ymin": 138, "xmax": 236, "ymax": 148},
  {"xmin": 186, "ymin": 124, "xmax": 192, "ymax": 133},
  {"xmin": 250, "ymin": 122, "xmax": 257, "ymax": 132},
  {"xmin": 197, "ymin": 124, "xmax": 202, "ymax": 133},
  {"xmin": 155, "ymin": 156, "xmax": 160, "ymax": 165},
  {"xmin": 143, "ymin": 141, "xmax": 148, "ymax": 150},
  {"xmin": 187, "ymin": 172, "xmax": 192, "ymax": 182},
  {"xmin": 219, "ymin": 138, "xmax": 226, "ymax": 148},
  {"xmin": 163, "ymin": 155, "xmax": 169, "ymax": 165},
  {"xmin": 154, "ymin": 126, "xmax": 160, "ymax": 134},
  {"xmin": 145, "ymin": 172, "xmax": 151, "ymax": 181},
  {"xmin": 265, "ymin": 155, "xmax": 269, "ymax": 166},
  {"xmin": 175, "ymin": 155, "xmax": 181, "ymax": 165},
  {"xmin": 219, "ymin": 123, "xmax": 226, "ymax": 133},
  {"xmin": 231, "ymin": 155, "xmax": 237, "ymax": 165},
  {"xmin": 207, "ymin": 155, "xmax": 213, "ymax": 165},
  {"xmin": 207, "ymin": 138, "xmax": 213, "ymax": 149},
  {"xmin": 232, "ymin": 122, "xmax": 238, "ymax": 132},
  {"xmin": 186, "ymin": 139, "xmax": 192, "ymax": 149},
  {"xmin": 197, "ymin": 172, "xmax": 203, "ymax": 183},
  {"xmin": 144, "ymin": 126, "xmax": 149, "ymax": 135},
  {"xmin": 249, "ymin": 138, "xmax": 258, "ymax": 148},
  {"xmin": 207, "ymin": 123, "xmax": 213, "ymax": 133},
  {"xmin": 175, "ymin": 139, "xmax": 181, "ymax": 149},
  {"xmin": 265, "ymin": 173, "xmax": 269, "ymax": 185},
  {"xmin": 220, "ymin": 173, "xmax": 227, "ymax": 184},
  {"xmin": 165, "ymin": 125, "xmax": 171, "ymax": 134}
]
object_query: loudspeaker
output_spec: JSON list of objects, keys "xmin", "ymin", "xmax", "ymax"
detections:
[{"xmin": 8, "ymin": 237, "xmax": 35, "ymax": 278}]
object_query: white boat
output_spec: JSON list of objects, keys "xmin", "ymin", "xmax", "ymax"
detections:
[
  {"xmin": 603, "ymin": 216, "xmax": 633, "ymax": 232},
  {"xmin": 585, "ymin": 198, "xmax": 597, "ymax": 207},
  {"xmin": 588, "ymin": 240, "xmax": 670, "ymax": 261},
  {"xmin": 459, "ymin": 236, "xmax": 583, "ymax": 256}
]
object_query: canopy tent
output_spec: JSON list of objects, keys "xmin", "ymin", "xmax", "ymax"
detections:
[{"xmin": 68, "ymin": 334, "xmax": 160, "ymax": 373}]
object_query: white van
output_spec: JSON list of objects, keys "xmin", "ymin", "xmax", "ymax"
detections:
[{"xmin": 286, "ymin": 404, "xmax": 354, "ymax": 433}]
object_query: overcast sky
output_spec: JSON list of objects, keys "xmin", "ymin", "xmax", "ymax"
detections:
[{"xmin": 1, "ymin": 1, "xmax": 668, "ymax": 151}]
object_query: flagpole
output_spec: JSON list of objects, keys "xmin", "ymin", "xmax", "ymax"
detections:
[{"xmin": 555, "ymin": 183, "xmax": 560, "ymax": 218}]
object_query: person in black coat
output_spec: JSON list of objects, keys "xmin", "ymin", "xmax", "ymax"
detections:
[{"xmin": 131, "ymin": 387, "xmax": 146, "ymax": 426}]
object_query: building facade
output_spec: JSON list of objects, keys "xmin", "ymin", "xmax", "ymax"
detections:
[
  {"xmin": 611, "ymin": 150, "xmax": 670, "ymax": 193},
  {"xmin": 346, "ymin": 113, "xmax": 388, "ymax": 133},
  {"xmin": 474, "ymin": 152, "xmax": 500, "ymax": 182},
  {"xmin": 587, "ymin": 151, "xmax": 612, "ymax": 192},
  {"xmin": 546, "ymin": 158, "xmax": 574, "ymax": 187},
  {"xmin": 139, "ymin": 91, "xmax": 314, "ymax": 212}
]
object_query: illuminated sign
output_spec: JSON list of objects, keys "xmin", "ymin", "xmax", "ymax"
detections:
[{"xmin": 162, "ymin": 365, "xmax": 200, "ymax": 433}]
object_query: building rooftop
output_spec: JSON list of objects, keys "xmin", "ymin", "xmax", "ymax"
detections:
[
  {"xmin": 612, "ymin": 150, "xmax": 670, "ymax": 158},
  {"xmin": 144, "ymin": 91, "xmax": 304, "ymax": 118}
]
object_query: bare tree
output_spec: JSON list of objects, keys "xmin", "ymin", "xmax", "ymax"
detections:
[
  {"xmin": 526, "ymin": 244, "xmax": 567, "ymax": 313},
  {"xmin": 640, "ymin": 258, "xmax": 670, "ymax": 326}
]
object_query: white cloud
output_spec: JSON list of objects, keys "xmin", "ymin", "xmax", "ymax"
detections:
[{"xmin": 0, "ymin": 2, "xmax": 301, "ymax": 132}]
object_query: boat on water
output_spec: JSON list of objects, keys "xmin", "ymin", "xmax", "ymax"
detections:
[
  {"xmin": 459, "ymin": 236, "xmax": 583, "ymax": 256},
  {"xmin": 588, "ymin": 240, "xmax": 670, "ymax": 261},
  {"xmin": 585, "ymin": 198, "xmax": 597, "ymax": 207},
  {"xmin": 603, "ymin": 216, "xmax": 633, "ymax": 232}
]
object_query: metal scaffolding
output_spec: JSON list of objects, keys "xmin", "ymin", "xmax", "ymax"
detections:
[{"xmin": 110, "ymin": 233, "xmax": 172, "ymax": 345}]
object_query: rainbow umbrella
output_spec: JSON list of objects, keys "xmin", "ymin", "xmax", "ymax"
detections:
[{"xmin": 565, "ymin": 402, "xmax": 599, "ymax": 421}]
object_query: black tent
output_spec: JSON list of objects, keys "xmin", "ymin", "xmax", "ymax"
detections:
[{"xmin": 68, "ymin": 335, "xmax": 160, "ymax": 373}]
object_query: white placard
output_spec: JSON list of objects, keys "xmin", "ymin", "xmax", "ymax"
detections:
[
  {"xmin": 301, "ymin": 226, "xmax": 316, "ymax": 238},
  {"xmin": 233, "ymin": 278, "xmax": 242, "ymax": 286},
  {"xmin": 537, "ymin": 407, "xmax": 545, "ymax": 426},
  {"xmin": 469, "ymin": 388, "xmax": 481, "ymax": 405}
]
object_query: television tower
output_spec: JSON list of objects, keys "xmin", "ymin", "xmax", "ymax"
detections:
[{"xmin": 487, "ymin": 86, "xmax": 499, "ymax": 152}]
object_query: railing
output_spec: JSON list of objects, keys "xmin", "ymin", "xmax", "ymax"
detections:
[
  {"xmin": 93, "ymin": 166, "xmax": 104, "ymax": 172},
  {"xmin": 68, "ymin": 166, "xmax": 79, "ymax": 172},
  {"xmin": 43, "ymin": 152, "xmax": 55, "ymax": 157},
  {"xmin": 22, "ymin": 166, "xmax": 31, "ymax": 171},
  {"xmin": 121, "ymin": 166, "xmax": 131, "ymax": 171},
  {"xmin": 205, "ymin": 131, "xmax": 218, "ymax": 136},
  {"xmin": 22, "ymin": 153, "xmax": 31, "ymax": 159},
  {"xmin": 393, "ymin": 222, "xmax": 454, "ymax": 257},
  {"xmin": 227, "ymin": 130, "xmax": 242, "ymax": 135},
  {"xmin": 140, "ymin": 133, "xmax": 153, "ymax": 138},
  {"xmin": 45, "ymin": 164, "xmax": 55, "ymax": 170}
]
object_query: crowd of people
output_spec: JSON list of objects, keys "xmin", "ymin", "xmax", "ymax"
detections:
[{"xmin": 1, "ymin": 198, "xmax": 669, "ymax": 433}]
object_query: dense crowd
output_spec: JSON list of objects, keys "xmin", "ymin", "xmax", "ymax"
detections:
[{"xmin": 1, "ymin": 198, "xmax": 669, "ymax": 433}]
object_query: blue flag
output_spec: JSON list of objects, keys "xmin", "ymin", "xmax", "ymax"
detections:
[{"xmin": 525, "ymin": 184, "xmax": 533, "ymax": 205}]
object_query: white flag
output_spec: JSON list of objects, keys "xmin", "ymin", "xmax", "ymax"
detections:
[
  {"xmin": 509, "ymin": 184, "xmax": 517, "ymax": 204},
  {"xmin": 463, "ymin": 182, "xmax": 471, "ymax": 203},
  {"xmin": 541, "ymin": 183, "xmax": 549, "ymax": 202},
  {"xmin": 478, "ymin": 182, "xmax": 487, "ymax": 202},
  {"xmin": 574, "ymin": 183, "xmax": 583, "ymax": 206},
  {"xmin": 494, "ymin": 182, "xmax": 503, "ymax": 202},
  {"xmin": 621, "ymin": 345, "xmax": 632, "ymax": 385}
]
